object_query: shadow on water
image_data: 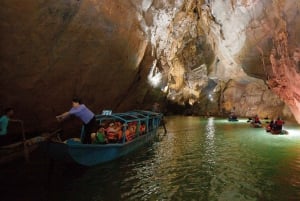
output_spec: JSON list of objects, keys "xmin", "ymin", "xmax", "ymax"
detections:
[{"xmin": 0, "ymin": 130, "xmax": 162, "ymax": 201}]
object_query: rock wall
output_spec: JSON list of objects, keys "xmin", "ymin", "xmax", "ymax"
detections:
[
  {"xmin": 145, "ymin": 0, "xmax": 299, "ymax": 121},
  {"xmin": 0, "ymin": 0, "xmax": 152, "ymax": 131},
  {"xmin": 0, "ymin": 0, "xmax": 299, "ymax": 133}
]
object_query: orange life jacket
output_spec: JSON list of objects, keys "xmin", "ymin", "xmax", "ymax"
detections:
[
  {"xmin": 276, "ymin": 120, "xmax": 284, "ymax": 126},
  {"xmin": 125, "ymin": 128, "xmax": 135, "ymax": 142},
  {"xmin": 106, "ymin": 127, "xmax": 118, "ymax": 142}
]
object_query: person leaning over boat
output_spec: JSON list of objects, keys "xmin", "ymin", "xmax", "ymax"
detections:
[
  {"xmin": 0, "ymin": 107, "xmax": 22, "ymax": 146},
  {"xmin": 56, "ymin": 97, "xmax": 97, "ymax": 144}
]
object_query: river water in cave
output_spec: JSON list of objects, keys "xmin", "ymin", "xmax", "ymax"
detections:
[{"xmin": 1, "ymin": 116, "xmax": 300, "ymax": 201}]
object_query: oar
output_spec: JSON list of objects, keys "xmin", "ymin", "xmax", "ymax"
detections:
[{"xmin": 20, "ymin": 120, "xmax": 30, "ymax": 163}]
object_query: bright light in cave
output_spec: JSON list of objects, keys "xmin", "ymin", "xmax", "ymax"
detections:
[
  {"xmin": 208, "ymin": 93, "xmax": 214, "ymax": 101},
  {"xmin": 148, "ymin": 60, "xmax": 162, "ymax": 88},
  {"xmin": 162, "ymin": 85, "xmax": 168, "ymax": 93}
]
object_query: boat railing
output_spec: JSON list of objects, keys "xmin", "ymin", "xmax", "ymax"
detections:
[{"xmin": 81, "ymin": 110, "xmax": 163, "ymax": 144}]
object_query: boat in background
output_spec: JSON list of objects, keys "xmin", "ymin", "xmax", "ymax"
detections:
[
  {"xmin": 45, "ymin": 110, "xmax": 163, "ymax": 166},
  {"xmin": 251, "ymin": 122, "xmax": 262, "ymax": 128},
  {"xmin": 228, "ymin": 116, "xmax": 239, "ymax": 122},
  {"xmin": 270, "ymin": 129, "xmax": 288, "ymax": 135}
]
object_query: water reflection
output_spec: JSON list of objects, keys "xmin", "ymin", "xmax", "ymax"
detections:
[
  {"xmin": 1, "ymin": 116, "xmax": 300, "ymax": 201},
  {"xmin": 203, "ymin": 116, "xmax": 216, "ymax": 173}
]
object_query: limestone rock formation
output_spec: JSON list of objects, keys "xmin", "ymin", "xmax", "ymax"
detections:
[
  {"xmin": 0, "ymin": 0, "xmax": 299, "ymax": 133},
  {"xmin": 144, "ymin": 0, "xmax": 299, "ymax": 122}
]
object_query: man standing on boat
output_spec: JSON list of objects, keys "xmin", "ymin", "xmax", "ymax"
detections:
[{"xmin": 56, "ymin": 97, "xmax": 97, "ymax": 144}]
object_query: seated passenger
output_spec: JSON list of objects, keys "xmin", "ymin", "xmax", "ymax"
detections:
[
  {"xmin": 253, "ymin": 115, "xmax": 261, "ymax": 124},
  {"xmin": 115, "ymin": 121, "xmax": 123, "ymax": 142},
  {"xmin": 140, "ymin": 123, "xmax": 146, "ymax": 134},
  {"xmin": 91, "ymin": 126, "xmax": 107, "ymax": 144},
  {"xmin": 274, "ymin": 117, "xmax": 284, "ymax": 131},
  {"xmin": 125, "ymin": 125, "xmax": 136, "ymax": 142},
  {"xmin": 266, "ymin": 119, "xmax": 275, "ymax": 132},
  {"xmin": 106, "ymin": 122, "xmax": 120, "ymax": 143},
  {"xmin": 229, "ymin": 107, "xmax": 237, "ymax": 120}
]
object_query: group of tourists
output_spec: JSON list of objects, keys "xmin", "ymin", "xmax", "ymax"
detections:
[
  {"xmin": 2, "ymin": 98, "xmax": 289, "ymax": 146},
  {"xmin": 228, "ymin": 106, "xmax": 286, "ymax": 134},
  {"xmin": 266, "ymin": 117, "xmax": 285, "ymax": 133},
  {"xmin": 1, "ymin": 97, "xmax": 157, "ymax": 146},
  {"xmin": 248, "ymin": 114, "xmax": 285, "ymax": 133},
  {"xmin": 56, "ymin": 97, "xmax": 149, "ymax": 144},
  {"xmin": 90, "ymin": 121, "xmax": 146, "ymax": 144}
]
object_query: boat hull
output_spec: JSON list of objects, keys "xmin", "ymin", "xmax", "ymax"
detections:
[
  {"xmin": 46, "ymin": 129, "xmax": 158, "ymax": 166},
  {"xmin": 228, "ymin": 118, "xmax": 238, "ymax": 122},
  {"xmin": 270, "ymin": 129, "xmax": 288, "ymax": 135},
  {"xmin": 251, "ymin": 123, "xmax": 262, "ymax": 128}
]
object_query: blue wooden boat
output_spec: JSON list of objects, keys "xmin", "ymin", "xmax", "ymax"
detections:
[{"xmin": 45, "ymin": 110, "xmax": 163, "ymax": 166}]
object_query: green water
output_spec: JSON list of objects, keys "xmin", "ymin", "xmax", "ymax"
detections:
[{"xmin": 1, "ymin": 116, "xmax": 300, "ymax": 201}]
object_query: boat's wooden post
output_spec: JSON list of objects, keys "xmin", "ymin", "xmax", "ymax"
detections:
[
  {"xmin": 136, "ymin": 121, "xmax": 140, "ymax": 137},
  {"xmin": 20, "ymin": 120, "xmax": 30, "ymax": 163},
  {"xmin": 80, "ymin": 126, "xmax": 85, "ymax": 143},
  {"xmin": 122, "ymin": 123, "xmax": 127, "ymax": 143},
  {"xmin": 146, "ymin": 118, "xmax": 149, "ymax": 133}
]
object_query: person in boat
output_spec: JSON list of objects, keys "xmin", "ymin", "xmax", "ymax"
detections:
[
  {"xmin": 152, "ymin": 102, "xmax": 167, "ymax": 134},
  {"xmin": 152, "ymin": 102, "xmax": 160, "ymax": 113},
  {"xmin": 125, "ymin": 123, "xmax": 136, "ymax": 142},
  {"xmin": 56, "ymin": 97, "xmax": 97, "ymax": 144},
  {"xmin": 106, "ymin": 122, "xmax": 121, "ymax": 143},
  {"xmin": 253, "ymin": 115, "xmax": 261, "ymax": 124},
  {"xmin": 250, "ymin": 114, "xmax": 261, "ymax": 127},
  {"xmin": 274, "ymin": 117, "xmax": 284, "ymax": 132},
  {"xmin": 266, "ymin": 119, "xmax": 275, "ymax": 132},
  {"xmin": 0, "ymin": 108, "xmax": 23, "ymax": 146},
  {"xmin": 229, "ymin": 106, "xmax": 237, "ymax": 120},
  {"xmin": 115, "ymin": 121, "xmax": 123, "ymax": 140},
  {"xmin": 140, "ymin": 123, "xmax": 146, "ymax": 135},
  {"xmin": 91, "ymin": 126, "xmax": 107, "ymax": 144}
]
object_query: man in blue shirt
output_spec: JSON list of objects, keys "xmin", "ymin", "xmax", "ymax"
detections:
[
  {"xmin": 56, "ymin": 98, "xmax": 97, "ymax": 144},
  {"xmin": 0, "ymin": 108, "xmax": 22, "ymax": 146},
  {"xmin": 0, "ymin": 108, "xmax": 15, "ymax": 136}
]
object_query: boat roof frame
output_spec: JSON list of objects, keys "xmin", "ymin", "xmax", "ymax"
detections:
[{"xmin": 95, "ymin": 110, "xmax": 161, "ymax": 123}]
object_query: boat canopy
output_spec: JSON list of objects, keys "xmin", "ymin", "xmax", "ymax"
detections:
[{"xmin": 95, "ymin": 110, "xmax": 162, "ymax": 124}]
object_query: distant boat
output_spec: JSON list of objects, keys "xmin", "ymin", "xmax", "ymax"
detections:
[
  {"xmin": 228, "ymin": 116, "xmax": 238, "ymax": 122},
  {"xmin": 250, "ymin": 122, "xmax": 262, "ymax": 128},
  {"xmin": 45, "ymin": 110, "xmax": 163, "ymax": 166},
  {"xmin": 270, "ymin": 129, "xmax": 288, "ymax": 135},
  {"xmin": 0, "ymin": 129, "xmax": 61, "ymax": 164}
]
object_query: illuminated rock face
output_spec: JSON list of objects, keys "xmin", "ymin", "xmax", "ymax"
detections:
[
  {"xmin": 145, "ymin": 0, "xmax": 300, "ymax": 122},
  {"xmin": 0, "ymin": 0, "xmax": 299, "ymax": 132}
]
